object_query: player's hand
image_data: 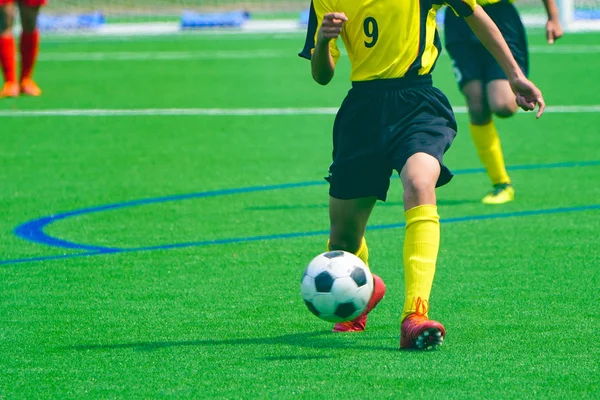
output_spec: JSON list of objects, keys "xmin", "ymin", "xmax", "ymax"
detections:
[
  {"xmin": 317, "ymin": 12, "xmax": 348, "ymax": 42},
  {"xmin": 510, "ymin": 76, "xmax": 546, "ymax": 118},
  {"xmin": 546, "ymin": 19, "xmax": 564, "ymax": 44}
]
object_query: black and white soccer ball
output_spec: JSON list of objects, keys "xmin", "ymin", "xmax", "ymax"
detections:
[{"xmin": 300, "ymin": 250, "xmax": 374, "ymax": 322}]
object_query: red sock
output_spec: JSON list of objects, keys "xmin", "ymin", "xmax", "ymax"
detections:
[
  {"xmin": 0, "ymin": 35, "xmax": 17, "ymax": 83},
  {"xmin": 20, "ymin": 30, "xmax": 40, "ymax": 81}
]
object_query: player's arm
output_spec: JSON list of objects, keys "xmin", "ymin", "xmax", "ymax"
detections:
[
  {"xmin": 311, "ymin": 12, "xmax": 347, "ymax": 85},
  {"xmin": 465, "ymin": 6, "xmax": 546, "ymax": 118},
  {"xmin": 542, "ymin": 0, "xmax": 563, "ymax": 44}
]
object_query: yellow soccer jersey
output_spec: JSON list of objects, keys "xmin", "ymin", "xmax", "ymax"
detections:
[{"xmin": 299, "ymin": 0, "xmax": 477, "ymax": 81}]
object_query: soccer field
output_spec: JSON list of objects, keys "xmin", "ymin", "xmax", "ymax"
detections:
[{"xmin": 1, "ymin": 29, "xmax": 599, "ymax": 398}]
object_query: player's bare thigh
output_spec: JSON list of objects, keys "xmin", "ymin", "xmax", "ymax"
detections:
[
  {"xmin": 0, "ymin": 1, "xmax": 41, "ymax": 34},
  {"xmin": 329, "ymin": 196, "xmax": 377, "ymax": 253},
  {"xmin": 486, "ymin": 79, "xmax": 518, "ymax": 118},
  {"xmin": 0, "ymin": 2, "xmax": 15, "ymax": 36}
]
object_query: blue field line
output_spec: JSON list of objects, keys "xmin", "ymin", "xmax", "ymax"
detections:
[
  {"xmin": 13, "ymin": 180, "xmax": 326, "ymax": 253},
  {"xmin": 454, "ymin": 160, "xmax": 600, "ymax": 175},
  {"xmin": 4, "ymin": 159, "xmax": 600, "ymax": 265},
  {"xmin": 2, "ymin": 203, "xmax": 599, "ymax": 266},
  {"xmin": 11, "ymin": 159, "xmax": 600, "ymax": 254}
]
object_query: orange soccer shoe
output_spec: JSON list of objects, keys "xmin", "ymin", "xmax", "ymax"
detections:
[
  {"xmin": 400, "ymin": 299, "xmax": 446, "ymax": 350},
  {"xmin": 333, "ymin": 274, "xmax": 386, "ymax": 332},
  {"xmin": 0, "ymin": 81, "xmax": 19, "ymax": 98},
  {"xmin": 20, "ymin": 78, "xmax": 42, "ymax": 97}
]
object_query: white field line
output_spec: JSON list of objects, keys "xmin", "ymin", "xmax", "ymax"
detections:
[
  {"xmin": 0, "ymin": 105, "xmax": 598, "ymax": 118},
  {"xmin": 528, "ymin": 44, "xmax": 600, "ymax": 53},
  {"xmin": 40, "ymin": 20, "xmax": 304, "ymax": 38},
  {"xmin": 38, "ymin": 49, "xmax": 285, "ymax": 61},
  {"xmin": 37, "ymin": 19, "xmax": 600, "ymax": 39},
  {"xmin": 37, "ymin": 44, "xmax": 600, "ymax": 62},
  {"xmin": 42, "ymin": 32, "xmax": 305, "ymax": 44}
]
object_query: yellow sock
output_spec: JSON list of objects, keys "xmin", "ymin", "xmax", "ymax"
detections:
[
  {"xmin": 470, "ymin": 121, "xmax": 511, "ymax": 185},
  {"xmin": 327, "ymin": 237, "xmax": 369, "ymax": 266},
  {"xmin": 401, "ymin": 205, "xmax": 440, "ymax": 321}
]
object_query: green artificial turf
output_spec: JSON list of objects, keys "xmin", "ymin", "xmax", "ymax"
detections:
[{"xmin": 0, "ymin": 27, "xmax": 598, "ymax": 399}]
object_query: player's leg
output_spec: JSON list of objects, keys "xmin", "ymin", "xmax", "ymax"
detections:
[
  {"xmin": 444, "ymin": 21, "xmax": 511, "ymax": 203},
  {"xmin": 18, "ymin": 1, "xmax": 43, "ymax": 96},
  {"xmin": 328, "ymin": 197, "xmax": 385, "ymax": 334},
  {"xmin": 328, "ymin": 196, "xmax": 387, "ymax": 332},
  {"xmin": 398, "ymin": 153, "xmax": 445, "ymax": 349},
  {"xmin": 399, "ymin": 152, "xmax": 440, "ymax": 317},
  {"xmin": 386, "ymin": 82, "xmax": 457, "ymax": 349},
  {"xmin": 444, "ymin": 7, "xmax": 515, "ymax": 204},
  {"xmin": 463, "ymin": 78, "xmax": 514, "ymax": 204},
  {"xmin": 328, "ymin": 195, "xmax": 376, "ymax": 258},
  {"xmin": 326, "ymin": 86, "xmax": 390, "ymax": 333},
  {"xmin": 474, "ymin": 2, "xmax": 530, "ymax": 204},
  {"xmin": 0, "ymin": 1, "xmax": 18, "ymax": 97}
]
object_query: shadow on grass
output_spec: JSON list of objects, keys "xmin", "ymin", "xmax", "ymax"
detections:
[{"xmin": 66, "ymin": 330, "xmax": 399, "ymax": 353}]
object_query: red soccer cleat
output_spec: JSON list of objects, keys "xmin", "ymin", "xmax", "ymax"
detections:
[
  {"xmin": 400, "ymin": 298, "xmax": 446, "ymax": 350},
  {"xmin": 0, "ymin": 81, "xmax": 19, "ymax": 98},
  {"xmin": 333, "ymin": 274, "xmax": 386, "ymax": 332}
]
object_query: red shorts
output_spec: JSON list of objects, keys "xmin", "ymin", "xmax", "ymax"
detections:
[{"xmin": 0, "ymin": 0, "xmax": 47, "ymax": 6}]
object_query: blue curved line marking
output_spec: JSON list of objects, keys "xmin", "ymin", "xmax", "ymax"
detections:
[
  {"xmin": 13, "ymin": 216, "xmax": 118, "ymax": 252},
  {"xmin": 2, "ymin": 203, "xmax": 599, "ymax": 266},
  {"xmin": 7, "ymin": 160, "xmax": 600, "ymax": 261},
  {"xmin": 13, "ymin": 180, "xmax": 325, "ymax": 252}
]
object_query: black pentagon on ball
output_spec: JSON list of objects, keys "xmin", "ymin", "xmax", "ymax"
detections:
[
  {"xmin": 323, "ymin": 250, "xmax": 345, "ymax": 259},
  {"xmin": 304, "ymin": 300, "xmax": 320, "ymax": 317},
  {"xmin": 314, "ymin": 271, "xmax": 335, "ymax": 292},
  {"xmin": 350, "ymin": 266, "xmax": 368, "ymax": 287},
  {"xmin": 335, "ymin": 302, "xmax": 358, "ymax": 319}
]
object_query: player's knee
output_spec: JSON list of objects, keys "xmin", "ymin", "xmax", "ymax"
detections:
[
  {"xmin": 468, "ymin": 107, "xmax": 492, "ymax": 125},
  {"xmin": 20, "ymin": 17, "xmax": 38, "ymax": 33},
  {"xmin": 491, "ymin": 101, "xmax": 518, "ymax": 118},
  {"xmin": 402, "ymin": 176, "xmax": 436, "ymax": 204},
  {"xmin": 464, "ymin": 96, "xmax": 491, "ymax": 125}
]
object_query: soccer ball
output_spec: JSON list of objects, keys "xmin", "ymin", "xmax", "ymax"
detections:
[{"xmin": 300, "ymin": 250, "xmax": 374, "ymax": 322}]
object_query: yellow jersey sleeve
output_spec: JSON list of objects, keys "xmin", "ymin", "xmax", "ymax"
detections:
[
  {"xmin": 444, "ymin": 0, "xmax": 477, "ymax": 17},
  {"xmin": 298, "ymin": 0, "xmax": 341, "ymax": 64}
]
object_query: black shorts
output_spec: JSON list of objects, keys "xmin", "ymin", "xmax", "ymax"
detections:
[
  {"xmin": 327, "ymin": 75, "xmax": 457, "ymax": 202},
  {"xmin": 444, "ymin": 2, "xmax": 529, "ymax": 89}
]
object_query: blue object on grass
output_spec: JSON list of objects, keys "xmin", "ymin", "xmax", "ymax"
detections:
[
  {"xmin": 299, "ymin": 8, "xmax": 310, "ymax": 26},
  {"xmin": 37, "ymin": 12, "xmax": 105, "ymax": 31},
  {"xmin": 574, "ymin": 9, "xmax": 600, "ymax": 20},
  {"xmin": 181, "ymin": 10, "xmax": 250, "ymax": 29}
]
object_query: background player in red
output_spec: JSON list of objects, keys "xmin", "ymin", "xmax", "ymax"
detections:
[{"xmin": 0, "ymin": 0, "xmax": 45, "ymax": 98}]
